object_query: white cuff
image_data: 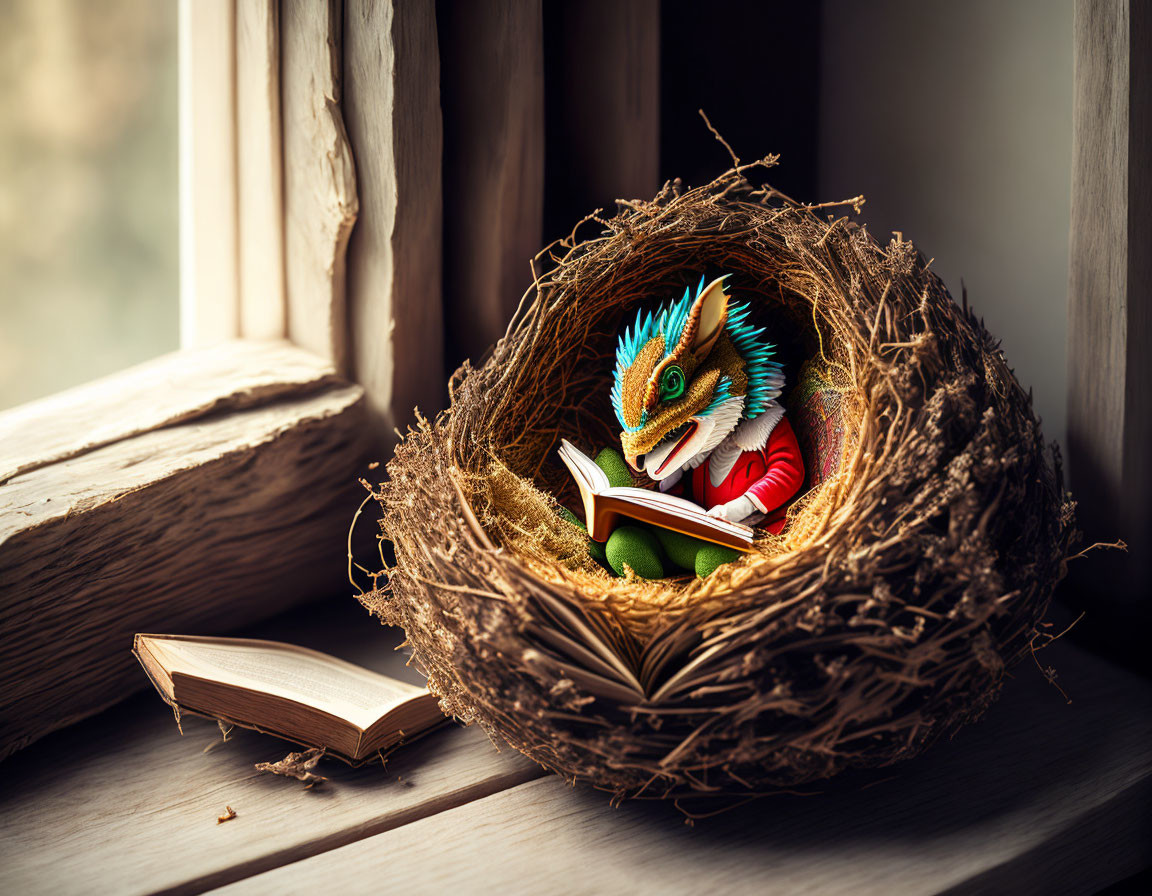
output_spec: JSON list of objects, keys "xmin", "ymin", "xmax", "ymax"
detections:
[{"xmin": 746, "ymin": 491, "xmax": 769, "ymax": 514}]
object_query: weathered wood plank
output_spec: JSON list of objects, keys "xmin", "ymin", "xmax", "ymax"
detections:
[
  {"xmin": 236, "ymin": 0, "xmax": 286, "ymax": 340},
  {"xmin": 179, "ymin": 0, "xmax": 240, "ymax": 348},
  {"xmin": 282, "ymin": 0, "xmax": 359, "ymax": 371},
  {"xmin": 0, "ymin": 340, "xmax": 338, "ymax": 484},
  {"xmin": 213, "ymin": 639, "xmax": 1152, "ymax": 896},
  {"xmin": 0, "ymin": 601, "xmax": 543, "ymax": 896},
  {"xmin": 0, "ymin": 376, "xmax": 368, "ymax": 760},
  {"xmin": 439, "ymin": 0, "xmax": 544, "ymax": 370},
  {"xmin": 1067, "ymin": 0, "xmax": 1152, "ymax": 643},
  {"xmin": 544, "ymin": 0, "xmax": 660, "ymax": 233},
  {"xmin": 344, "ymin": 0, "xmax": 445, "ymax": 451}
]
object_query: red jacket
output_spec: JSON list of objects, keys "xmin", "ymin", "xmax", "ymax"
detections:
[{"xmin": 687, "ymin": 417, "xmax": 804, "ymax": 534}]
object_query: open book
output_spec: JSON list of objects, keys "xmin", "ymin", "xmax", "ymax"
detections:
[
  {"xmin": 557, "ymin": 439, "xmax": 754, "ymax": 551},
  {"xmin": 133, "ymin": 634, "xmax": 446, "ymax": 764}
]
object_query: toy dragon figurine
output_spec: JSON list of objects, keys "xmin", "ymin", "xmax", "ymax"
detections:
[{"xmin": 575, "ymin": 275, "xmax": 805, "ymax": 578}]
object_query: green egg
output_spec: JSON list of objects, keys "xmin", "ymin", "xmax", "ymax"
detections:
[
  {"xmin": 593, "ymin": 447, "xmax": 633, "ymax": 489},
  {"xmin": 605, "ymin": 526, "xmax": 665, "ymax": 579},
  {"xmin": 653, "ymin": 528, "xmax": 707, "ymax": 572},
  {"xmin": 694, "ymin": 543, "xmax": 742, "ymax": 578}
]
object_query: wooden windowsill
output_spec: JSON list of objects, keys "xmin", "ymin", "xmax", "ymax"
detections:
[
  {"xmin": 0, "ymin": 598, "xmax": 1148, "ymax": 895},
  {"xmin": 0, "ymin": 339, "xmax": 369, "ymax": 760}
]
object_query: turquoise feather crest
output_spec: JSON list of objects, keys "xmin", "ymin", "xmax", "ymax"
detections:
[{"xmin": 610, "ymin": 275, "xmax": 784, "ymax": 432}]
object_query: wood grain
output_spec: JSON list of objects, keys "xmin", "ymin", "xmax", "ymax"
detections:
[
  {"xmin": 544, "ymin": 0, "xmax": 660, "ymax": 233},
  {"xmin": 1067, "ymin": 0, "xmax": 1152, "ymax": 625},
  {"xmin": 282, "ymin": 0, "xmax": 359, "ymax": 371},
  {"xmin": 439, "ymin": 0, "xmax": 545, "ymax": 370},
  {"xmin": 212, "ymin": 639, "xmax": 1152, "ymax": 896},
  {"xmin": 236, "ymin": 0, "xmax": 286, "ymax": 340},
  {"xmin": 0, "ymin": 370, "xmax": 368, "ymax": 760},
  {"xmin": 0, "ymin": 601, "xmax": 543, "ymax": 896},
  {"xmin": 0, "ymin": 340, "xmax": 339, "ymax": 484},
  {"xmin": 179, "ymin": 0, "xmax": 240, "ymax": 347},
  {"xmin": 344, "ymin": 0, "xmax": 445, "ymax": 451}
]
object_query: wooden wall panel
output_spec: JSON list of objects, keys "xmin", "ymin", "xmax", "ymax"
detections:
[
  {"xmin": 1067, "ymin": 0, "xmax": 1151, "ymax": 638},
  {"xmin": 344, "ymin": 0, "xmax": 445, "ymax": 451},
  {"xmin": 178, "ymin": 0, "xmax": 240, "ymax": 347},
  {"xmin": 281, "ymin": 0, "xmax": 359, "ymax": 371},
  {"xmin": 236, "ymin": 0, "xmax": 287, "ymax": 340},
  {"xmin": 439, "ymin": 0, "xmax": 545, "ymax": 372},
  {"xmin": 544, "ymin": 0, "xmax": 660, "ymax": 237}
]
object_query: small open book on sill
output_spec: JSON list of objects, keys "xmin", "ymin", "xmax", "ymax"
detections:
[
  {"xmin": 557, "ymin": 440, "xmax": 754, "ymax": 552},
  {"xmin": 133, "ymin": 634, "xmax": 446, "ymax": 764}
]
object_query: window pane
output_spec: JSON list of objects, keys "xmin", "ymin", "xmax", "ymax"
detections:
[{"xmin": 0, "ymin": 0, "xmax": 178, "ymax": 410}]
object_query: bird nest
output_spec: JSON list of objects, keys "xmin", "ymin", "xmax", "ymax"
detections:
[{"xmin": 358, "ymin": 158, "xmax": 1076, "ymax": 801}]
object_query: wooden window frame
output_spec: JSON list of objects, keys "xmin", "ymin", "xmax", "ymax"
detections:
[
  {"xmin": 0, "ymin": 0, "xmax": 444, "ymax": 759},
  {"xmin": 1067, "ymin": 0, "xmax": 1151, "ymax": 644},
  {"xmin": 0, "ymin": 0, "xmax": 660, "ymax": 761}
]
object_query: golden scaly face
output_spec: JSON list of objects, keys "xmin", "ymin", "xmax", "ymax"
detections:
[
  {"xmin": 619, "ymin": 333, "xmax": 747, "ymax": 469},
  {"xmin": 613, "ymin": 277, "xmax": 751, "ymax": 480}
]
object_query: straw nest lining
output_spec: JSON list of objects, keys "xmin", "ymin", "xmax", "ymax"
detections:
[{"xmin": 359, "ymin": 159, "xmax": 1076, "ymax": 800}]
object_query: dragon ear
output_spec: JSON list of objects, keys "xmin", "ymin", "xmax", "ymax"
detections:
[{"xmin": 687, "ymin": 275, "xmax": 729, "ymax": 359}]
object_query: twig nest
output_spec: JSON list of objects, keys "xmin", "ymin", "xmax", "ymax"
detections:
[{"xmin": 361, "ymin": 162, "xmax": 1075, "ymax": 800}]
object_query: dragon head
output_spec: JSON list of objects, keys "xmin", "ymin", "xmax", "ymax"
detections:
[{"xmin": 610, "ymin": 275, "xmax": 784, "ymax": 481}]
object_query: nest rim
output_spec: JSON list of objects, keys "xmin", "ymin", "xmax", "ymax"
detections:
[{"xmin": 360, "ymin": 156, "xmax": 1076, "ymax": 801}]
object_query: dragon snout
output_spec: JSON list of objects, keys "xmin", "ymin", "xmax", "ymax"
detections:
[{"xmin": 624, "ymin": 452, "xmax": 644, "ymax": 474}]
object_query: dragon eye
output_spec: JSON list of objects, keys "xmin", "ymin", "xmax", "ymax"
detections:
[{"xmin": 659, "ymin": 365, "xmax": 686, "ymax": 400}]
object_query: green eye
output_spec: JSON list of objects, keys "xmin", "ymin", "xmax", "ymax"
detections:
[{"xmin": 659, "ymin": 365, "xmax": 686, "ymax": 400}]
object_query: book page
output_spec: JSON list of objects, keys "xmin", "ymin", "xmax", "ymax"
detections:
[
  {"xmin": 604, "ymin": 486, "xmax": 752, "ymax": 538},
  {"xmin": 605, "ymin": 485, "xmax": 709, "ymax": 516},
  {"xmin": 558, "ymin": 441, "xmax": 610, "ymax": 493},
  {"xmin": 150, "ymin": 638, "xmax": 425, "ymax": 731},
  {"xmin": 558, "ymin": 441, "xmax": 753, "ymax": 546}
]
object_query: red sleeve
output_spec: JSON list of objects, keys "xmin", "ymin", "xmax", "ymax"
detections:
[{"xmin": 745, "ymin": 418, "xmax": 805, "ymax": 514}]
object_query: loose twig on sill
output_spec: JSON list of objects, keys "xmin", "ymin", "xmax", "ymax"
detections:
[{"xmin": 255, "ymin": 747, "xmax": 329, "ymax": 788}]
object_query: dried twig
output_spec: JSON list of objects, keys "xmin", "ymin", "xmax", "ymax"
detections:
[{"xmin": 255, "ymin": 748, "xmax": 328, "ymax": 789}]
